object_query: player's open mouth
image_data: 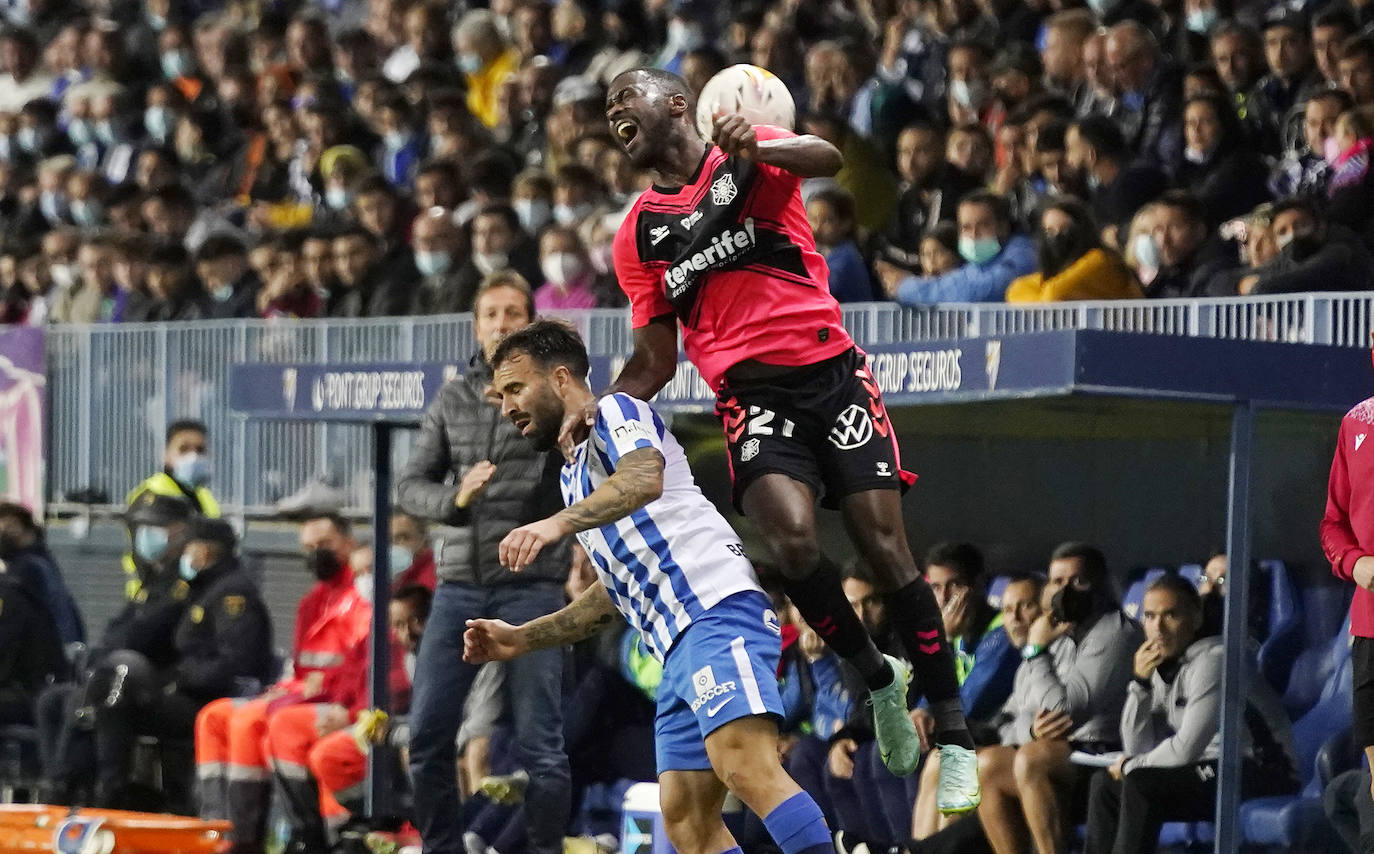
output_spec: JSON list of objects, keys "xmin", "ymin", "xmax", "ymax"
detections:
[
  {"xmin": 514, "ymin": 415, "xmax": 532, "ymax": 434},
  {"xmin": 614, "ymin": 119, "xmax": 639, "ymax": 149}
]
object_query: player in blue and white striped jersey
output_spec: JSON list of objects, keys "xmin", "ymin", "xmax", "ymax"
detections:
[{"xmin": 464, "ymin": 319, "xmax": 837, "ymax": 854}]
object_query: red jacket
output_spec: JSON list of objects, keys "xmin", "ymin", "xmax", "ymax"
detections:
[
  {"xmin": 393, "ymin": 548, "xmax": 437, "ymax": 592},
  {"xmin": 276, "ymin": 565, "xmax": 372, "ymax": 693},
  {"xmin": 325, "ymin": 633, "xmax": 412, "ymax": 717},
  {"xmin": 1321, "ymin": 396, "xmax": 1374, "ymax": 637}
]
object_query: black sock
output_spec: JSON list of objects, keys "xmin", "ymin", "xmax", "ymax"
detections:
[
  {"xmin": 783, "ymin": 556, "xmax": 890, "ymax": 689},
  {"xmin": 886, "ymin": 580, "xmax": 974, "ymax": 749}
]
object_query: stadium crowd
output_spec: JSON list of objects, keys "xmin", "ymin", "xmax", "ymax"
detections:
[{"xmin": 1, "ymin": 0, "xmax": 1374, "ymax": 325}]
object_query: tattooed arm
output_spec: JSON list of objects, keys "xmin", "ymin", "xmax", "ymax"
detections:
[
  {"xmin": 497, "ymin": 447, "xmax": 666, "ymax": 572},
  {"xmin": 463, "ymin": 582, "xmax": 619, "ymax": 662}
]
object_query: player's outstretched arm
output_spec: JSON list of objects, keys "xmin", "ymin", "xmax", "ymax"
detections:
[
  {"xmin": 498, "ymin": 447, "xmax": 666, "ymax": 571},
  {"xmin": 713, "ymin": 114, "xmax": 843, "ymax": 178},
  {"xmin": 559, "ymin": 317, "xmax": 678, "ymax": 452},
  {"xmin": 464, "ymin": 583, "xmax": 618, "ymax": 662}
]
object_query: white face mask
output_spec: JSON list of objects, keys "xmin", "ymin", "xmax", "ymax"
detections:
[
  {"xmin": 540, "ymin": 251, "xmax": 588, "ymax": 287},
  {"xmin": 589, "ymin": 243, "xmax": 615, "ymax": 275},
  {"xmin": 355, "ymin": 573, "xmax": 374, "ymax": 602},
  {"xmin": 473, "ymin": 252, "xmax": 508, "ymax": 275}
]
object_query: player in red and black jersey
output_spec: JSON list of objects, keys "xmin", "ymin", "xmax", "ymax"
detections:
[{"xmin": 565, "ymin": 67, "xmax": 980, "ymax": 812}]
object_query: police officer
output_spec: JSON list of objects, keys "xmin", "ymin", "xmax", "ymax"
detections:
[
  {"xmin": 122, "ymin": 419, "xmax": 221, "ymax": 599},
  {"xmin": 0, "ymin": 570, "xmax": 66, "ymax": 725},
  {"xmin": 94, "ymin": 517, "xmax": 273, "ymax": 812},
  {"xmin": 35, "ymin": 492, "xmax": 197, "ymax": 806}
]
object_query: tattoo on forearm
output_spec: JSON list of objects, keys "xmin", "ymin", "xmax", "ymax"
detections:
[
  {"xmin": 523, "ymin": 584, "xmax": 617, "ymax": 649},
  {"xmin": 556, "ymin": 448, "xmax": 664, "ymax": 532}
]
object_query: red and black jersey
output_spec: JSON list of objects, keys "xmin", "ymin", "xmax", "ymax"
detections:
[{"xmin": 613, "ymin": 125, "xmax": 854, "ymax": 388}]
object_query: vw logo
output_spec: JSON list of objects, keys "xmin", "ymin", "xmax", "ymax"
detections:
[{"xmin": 828, "ymin": 405, "xmax": 873, "ymax": 450}]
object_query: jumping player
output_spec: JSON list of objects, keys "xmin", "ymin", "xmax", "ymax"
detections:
[
  {"xmin": 570, "ymin": 66, "xmax": 979, "ymax": 811},
  {"xmin": 467, "ymin": 319, "xmax": 838, "ymax": 854}
]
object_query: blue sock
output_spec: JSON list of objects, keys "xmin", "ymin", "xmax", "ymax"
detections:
[{"xmin": 762, "ymin": 792, "xmax": 833, "ymax": 854}]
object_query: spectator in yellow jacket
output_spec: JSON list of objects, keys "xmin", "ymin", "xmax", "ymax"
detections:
[
  {"xmin": 454, "ymin": 9, "xmax": 520, "ymax": 129},
  {"xmin": 1006, "ymin": 198, "xmax": 1143, "ymax": 302}
]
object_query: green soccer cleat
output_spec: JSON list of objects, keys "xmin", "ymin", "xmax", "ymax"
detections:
[
  {"xmin": 869, "ymin": 654, "xmax": 921, "ymax": 777},
  {"xmin": 937, "ymin": 743, "xmax": 982, "ymax": 815}
]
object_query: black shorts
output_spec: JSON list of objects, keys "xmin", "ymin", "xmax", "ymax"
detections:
[
  {"xmin": 1354, "ymin": 636, "xmax": 1374, "ymax": 748},
  {"xmin": 714, "ymin": 348, "xmax": 916, "ymax": 512}
]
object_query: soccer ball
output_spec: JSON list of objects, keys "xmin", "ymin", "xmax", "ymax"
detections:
[{"xmin": 695, "ymin": 64, "xmax": 796, "ymax": 141}]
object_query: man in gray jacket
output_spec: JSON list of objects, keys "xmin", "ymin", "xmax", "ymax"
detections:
[
  {"xmin": 397, "ymin": 273, "xmax": 572, "ymax": 854},
  {"xmin": 1084, "ymin": 573, "xmax": 1298, "ymax": 854},
  {"xmin": 978, "ymin": 542, "xmax": 1143, "ymax": 854}
]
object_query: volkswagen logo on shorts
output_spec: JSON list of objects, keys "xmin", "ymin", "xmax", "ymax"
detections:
[{"xmin": 828, "ymin": 405, "xmax": 873, "ymax": 450}]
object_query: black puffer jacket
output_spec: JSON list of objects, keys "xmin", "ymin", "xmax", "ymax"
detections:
[{"xmin": 397, "ymin": 354, "xmax": 569, "ymax": 586}]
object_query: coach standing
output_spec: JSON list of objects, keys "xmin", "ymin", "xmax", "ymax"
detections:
[
  {"xmin": 397, "ymin": 274, "xmax": 572, "ymax": 854},
  {"xmin": 1321, "ymin": 377, "xmax": 1374, "ymax": 824}
]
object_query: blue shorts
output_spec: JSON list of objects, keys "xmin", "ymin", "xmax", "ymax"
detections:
[{"xmin": 654, "ymin": 590, "xmax": 786, "ymax": 773}]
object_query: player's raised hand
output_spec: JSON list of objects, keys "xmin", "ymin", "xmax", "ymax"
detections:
[
  {"xmin": 464, "ymin": 618, "xmax": 527, "ymax": 663},
  {"xmin": 713, "ymin": 114, "xmax": 759, "ymax": 159},
  {"xmin": 499, "ymin": 516, "xmax": 570, "ymax": 571},
  {"xmin": 558, "ymin": 398, "xmax": 597, "ymax": 459}
]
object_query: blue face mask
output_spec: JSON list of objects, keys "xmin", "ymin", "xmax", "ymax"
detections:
[
  {"xmin": 1132, "ymin": 232, "xmax": 1161, "ymax": 269},
  {"xmin": 457, "ymin": 53, "xmax": 483, "ymax": 74},
  {"xmin": 384, "ymin": 131, "xmax": 411, "ymax": 151},
  {"xmin": 325, "ymin": 186, "xmax": 352, "ymax": 211},
  {"xmin": 172, "ymin": 452, "xmax": 212, "ymax": 487},
  {"xmin": 70, "ymin": 200, "xmax": 102, "ymax": 228},
  {"xmin": 389, "ymin": 544, "xmax": 414, "ymax": 571},
  {"xmin": 1185, "ymin": 7, "xmax": 1217, "ymax": 34},
  {"xmin": 94, "ymin": 119, "xmax": 117, "ymax": 146},
  {"xmin": 145, "ymin": 106, "xmax": 173, "ymax": 143},
  {"xmin": 161, "ymin": 50, "xmax": 190, "ymax": 79},
  {"xmin": 414, "ymin": 250, "xmax": 452, "ymax": 277},
  {"xmin": 178, "ymin": 553, "xmax": 198, "ymax": 581},
  {"xmin": 39, "ymin": 191, "xmax": 67, "ymax": 222},
  {"xmin": 134, "ymin": 525, "xmax": 170, "ymax": 562},
  {"xmin": 67, "ymin": 118, "xmax": 94, "ymax": 147},
  {"xmin": 958, "ymin": 235, "xmax": 1001, "ymax": 265},
  {"xmin": 16, "ymin": 126, "xmax": 40, "ymax": 153}
]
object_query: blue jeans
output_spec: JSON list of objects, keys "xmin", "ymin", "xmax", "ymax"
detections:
[{"xmin": 409, "ymin": 582, "xmax": 570, "ymax": 854}]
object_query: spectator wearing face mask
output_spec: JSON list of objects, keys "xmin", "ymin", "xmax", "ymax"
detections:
[
  {"xmin": 1007, "ymin": 198, "xmax": 1142, "ymax": 301},
  {"xmin": 1141, "ymin": 191, "xmax": 1237, "ymax": 299},
  {"xmin": 533, "ymin": 224, "xmax": 603, "ymax": 309},
  {"xmin": 1175, "ymin": 94, "xmax": 1272, "ymax": 228},
  {"xmin": 806, "ymin": 186, "xmax": 878, "ymax": 303},
  {"xmin": 146, "ymin": 242, "xmax": 212, "ymax": 321},
  {"xmin": 1066, "ymin": 115, "xmax": 1170, "ymax": 249},
  {"xmin": 454, "ymin": 9, "xmax": 521, "ymax": 129},
  {"xmin": 448, "ymin": 202, "xmax": 543, "ymax": 311},
  {"xmin": 193, "ymin": 234, "xmax": 260, "ymax": 319},
  {"xmin": 881, "ymin": 190, "xmax": 1037, "ymax": 304},
  {"xmin": 1231, "ymin": 195, "xmax": 1374, "ymax": 295},
  {"xmin": 1104, "ymin": 23, "xmax": 1184, "ymax": 170},
  {"xmin": 412, "ymin": 207, "xmax": 471, "ymax": 315}
]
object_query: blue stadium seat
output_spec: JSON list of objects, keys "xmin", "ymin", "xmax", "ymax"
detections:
[
  {"xmin": 986, "ymin": 575, "xmax": 1010, "ymax": 609},
  {"xmin": 1240, "ymin": 618, "xmax": 1353, "ymax": 848},
  {"xmin": 1256, "ymin": 560, "xmax": 1303, "ymax": 694},
  {"xmin": 1178, "ymin": 564, "xmax": 1204, "ymax": 588},
  {"xmin": 1121, "ymin": 569, "xmax": 1166, "ymax": 620},
  {"xmin": 1280, "ymin": 589, "xmax": 1353, "ymax": 720}
]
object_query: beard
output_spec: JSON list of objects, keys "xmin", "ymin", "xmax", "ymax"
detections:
[{"xmin": 520, "ymin": 386, "xmax": 566, "ymax": 452}]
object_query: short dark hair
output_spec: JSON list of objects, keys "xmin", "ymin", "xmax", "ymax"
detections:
[
  {"xmin": 1341, "ymin": 34, "xmax": 1374, "ymax": 64},
  {"xmin": 473, "ymin": 202, "xmax": 522, "ymax": 236},
  {"xmin": 1050, "ymin": 541, "xmax": 1109, "ymax": 592},
  {"xmin": 489, "ymin": 318, "xmax": 591, "ymax": 380},
  {"xmin": 1308, "ymin": 86, "xmax": 1355, "ymax": 113},
  {"xmin": 1144, "ymin": 572, "xmax": 1204, "ymax": 617},
  {"xmin": 195, "ymin": 233, "xmax": 248, "ymax": 263},
  {"xmin": 958, "ymin": 189, "xmax": 1012, "ymax": 227},
  {"xmin": 305, "ymin": 512, "xmax": 352, "ymax": 538},
  {"xmin": 1313, "ymin": 7, "xmax": 1357, "ymax": 34},
  {"xmin": 1072, "ymin": 114, "xmax": 1129, "ymax": 160},
  {"xmin": 1002, "ymin": 570, "xmax": 1046, "ymax": 599},
  {"xmin": 393, "ymin": 583, "xmax": 433, "ymax": 622},
  {"xmin": 1156, "ymin": 190, "xmax": 1208, "ymax": 228},
  {"xmin": 166, "ymin": 419, "xmax": 208, "ymax": 445},
  {"xmin": 1270, "ymin": 194, "xmax": 1325, "ymax": 226},
  {"xmin": 0, "ymin": 501, "xmax": 40, "ymax": 535},
  {"xmin": 1037, "ymin": 119, "xmax": 1069, "ymax": 153},
  {"xmin": 924, "ymin": 542, "xmax": 986, "ymax": 588},
  {"xmin": 613, "ymin": 67, "xmax": 694, "ymax": 108}
]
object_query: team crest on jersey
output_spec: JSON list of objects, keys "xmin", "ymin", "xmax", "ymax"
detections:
[
  {"xmin": 740, "ymin": 437, "xmax": 760, "ymax": 462},
  {"xmin": 710, "ymin": 173, "xmax": 738, "ymax": 205},
  {"xmin": 829, "ymin": 405, "xmax": 873, "ymax": 450}
]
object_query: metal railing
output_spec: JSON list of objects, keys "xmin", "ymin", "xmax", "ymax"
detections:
[{"xmin": 44, "ymin": 293, "xmax": 1374, "ymax": 516}]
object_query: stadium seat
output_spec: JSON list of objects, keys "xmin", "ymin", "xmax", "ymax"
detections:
[
  {"xmin": 1280, "ymin": 589, "xmax": 1353, "ymax": 720},
  {"xmin": 1256, "ymin": 560, "xmax": 1303, "ymax": 694},
  {"xmin": 1240, "ymin": 618, "xmax": 1353, "ymax": 849},
  {"xmin": 985, "ymin": 575, "xmax": 1010, "ymax": 609},
  {"xmin": 1121, "ymin": 568, "xmax": 1166, "ymax": 620}
]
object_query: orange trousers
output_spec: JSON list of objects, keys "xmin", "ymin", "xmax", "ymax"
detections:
[
  {"xmin": 266, "ymin": 704, "xmax": 358, "ymax": 839},
  {"xmin": 194, "ymin": 696, "xmax": 275, "ymax": 845}
]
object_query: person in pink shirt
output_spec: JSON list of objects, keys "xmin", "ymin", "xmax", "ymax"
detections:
[{"xmin": 533, "ymin": 225, "xmax": 602, "ymax": 310}]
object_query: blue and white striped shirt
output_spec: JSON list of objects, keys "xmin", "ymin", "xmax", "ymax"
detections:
[{"xmin": 562, "ymin": 393, "xmax": 761, "ymax": 661}]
